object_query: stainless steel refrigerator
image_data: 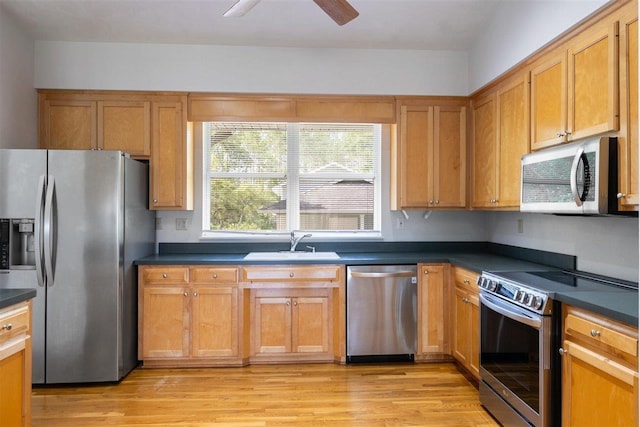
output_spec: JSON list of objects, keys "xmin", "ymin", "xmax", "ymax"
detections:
[{"xmin": 0, "ymin": 149, "xmax": 155, "ymax": 384}]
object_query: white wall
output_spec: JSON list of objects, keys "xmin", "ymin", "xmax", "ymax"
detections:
[
  {"xmin": 468, "ymin": 0, "xmax": 608, "ymax": 92},
  {"xmin": 34, "ymin": 41, "xmax": 469, "ymax": 96},
  {"xmin": 0, "ymin": 6, "xmax": 36, "ymax": 148}
]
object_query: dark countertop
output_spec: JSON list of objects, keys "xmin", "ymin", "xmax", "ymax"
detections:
[
  {"xmin": 135, "ymin": 243, "xmax": 637, "ymax": 326},
  {"xmin": 0, "ymin": 288, "xmax": 36, "ymax": 310}
]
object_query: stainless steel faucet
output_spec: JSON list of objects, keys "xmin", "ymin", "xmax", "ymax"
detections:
[{"xmin": 290, "ymin": 231, "xmax": 312, "ymax": 252}]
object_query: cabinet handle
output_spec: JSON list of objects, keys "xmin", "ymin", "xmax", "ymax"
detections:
[
  {"xmin": 435, "ymin": 200, "xmax": 439, "ymax": 205},
  {"xmin": 557, "ymin": 132, "xmax": 566, "ymax": 138},
  {"xmin": 463, "ymin": 279, "xmax": 470, "ymax": 284},
  {"xmin": 429, "ymin": 200, "xmax": 434, "ymax": 205},
  {"xmin": 183, "ymin": 292, "xmax": 189, "ymax": 297},
  {"xmin": 424, "ymin": 270, "xmax": 429, "ymax": 275},
  {"xmin": 212, "ymin": 273, "xmax": 218, "ymax": 279},
  {"xmin": 293, "ymin": 301, "xmax": 298, "ymax": 307},
  {"xmin": 193, "ymin": 292, "xmax": 198, "ymax": 297},
  {"xmin": 558, "ymin": 348, "xmax": 568, "ymax": 355},
  {"xmin": 617, "ymin": 193, "xmax": 626, "ymax": 199},
  {"xmin": 590, "ymin": 329, "xmax": 601, "ymax": 337},
  {"xmin": 286, "ymin": 300, "xmax": 291, "ymax": 306},
  {"xmin": 1, "ymin": 323, "xmax": 12, "ymax": 331},
  {"xmin": 162, "ymin": 273, "xmax": 167, "ymax": 279},
  {"xmin": 565, "ymin": 131, "xmax": 572, "ymax": 136},
  {"xmin": 153, "ymin": 199, "xmax": 158, "ymax": 204},
  {"xmin": 289, "ymin": 272, "xmax": 294, "ymax": 278}
]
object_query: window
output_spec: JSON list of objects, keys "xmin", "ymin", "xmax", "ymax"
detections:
[{"xmin": 203, "ymin": 122, "xmax": 381, "ymax": 236}]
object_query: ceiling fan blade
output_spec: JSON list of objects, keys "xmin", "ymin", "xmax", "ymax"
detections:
[
  {"xmin": 223, "ymin": 0, "xmax": 262, "ymax": 18},
  {"xmin": 312, "ymin": 0, "xmax": 359, "ymax": 25}
]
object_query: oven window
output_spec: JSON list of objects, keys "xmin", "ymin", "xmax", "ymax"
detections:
[{"xmin": 481, "ymin": 303, "xmax": 540, "ymax": 413}]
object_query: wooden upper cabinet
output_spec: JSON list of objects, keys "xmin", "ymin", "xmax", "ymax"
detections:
[
  {"xmin": 391, "ymin": 99, "xmax": 466, "ymax": 210},
  {"xmin": 496, "ymin": 74, "xmax": 530, "ymax": 208},
  {"xmin": 471, "ymin": 92, "xmax": 497, "ymax": 208},
  {"xmin": 40, "ymin": 99, "xmax": 97, "ymax": 150},
  {"xmin": 150, "ymin": 98, "xmax": 194, "ymax": 210},
  {"xmin": 531, "ymin": 20, "xmax": 619, "ymax": 150},
  {"xmin": 618, "ymin": 7, "xmax": 638, "ymax": 211},
  {"xmin": 98, "ymin": 100, "xmax": 151, "ymax": 158}
]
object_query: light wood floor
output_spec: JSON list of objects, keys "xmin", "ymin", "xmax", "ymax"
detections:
[{"xmin": 32, "ymin": 363, "xmax": 499, "ymax": 426}]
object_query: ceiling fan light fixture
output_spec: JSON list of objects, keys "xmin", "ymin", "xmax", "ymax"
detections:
[{"xmin": 223, "ymin": 0, "xmax": 262, "ymax": 18}]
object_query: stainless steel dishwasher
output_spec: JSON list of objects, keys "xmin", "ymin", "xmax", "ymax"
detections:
[{"xmin": 346, "ymin": 265, "xmax": 417, "ymax": 363}]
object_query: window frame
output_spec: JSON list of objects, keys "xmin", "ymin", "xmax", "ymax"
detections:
[{"xmin": 200, "ymin": 122, "xmax": 382, "ymax": 240}]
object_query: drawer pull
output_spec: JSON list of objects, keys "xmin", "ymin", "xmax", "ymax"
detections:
[
  {"xmin": 183, "ymin": 292, "xmax": 189, "ymax": 297},
  {"xmin": 289, "ymin": 272, "xmax": 294, "ymax": 278},
  {"xmin": 590, "ymin": 329, "xmax": 601, "ymax": 338},
  {"xmin": 1, "ymin": 323, "xmax": 12, "ymax": 331},
  {"xmin": 213, "ymin": 273, "xmax": 218, "ymax": 279},
  {"xmin": 162, "ymin": 273, "xmax": 168, "ymax": 279}
]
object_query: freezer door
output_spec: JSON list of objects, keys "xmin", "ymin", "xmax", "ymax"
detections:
[
  {"xmin": 0, "ymin": 149, "xmax": 46, "ymax": 218},
  {"xmin": 45, "ymin": 150, "xmax": 124, "ymax": 383}
]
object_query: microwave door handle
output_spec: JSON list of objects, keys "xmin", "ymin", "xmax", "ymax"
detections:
[{"xmin": 570, "ymin": 147, "xmax": 584, "ymax": 207}]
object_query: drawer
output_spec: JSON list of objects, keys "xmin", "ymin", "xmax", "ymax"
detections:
[
  {"xmin": 190, "ymin": 267, "xmax": 239, "ymax": 284},
  {"xmin": 565, "ymin": 311, "xmax": 638, "ymax": 358},
  {"xmin": 142, "ymin": 267, "xmax": 189, "ymax": 284},
  {"xmin": 242, "ymin": 265, "xmax": 342, "ymax": 283},
  {"xmin": 0, "ymin": 304, "xmax": 29, "ymax": 343},
  {"xmin": 454, "ymin": 267, "xmax": 479, "ymax": 292}
]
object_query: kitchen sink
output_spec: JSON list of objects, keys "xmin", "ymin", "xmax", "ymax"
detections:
[{"xmin": 243, "ymin": 251, "xmax": 340, "ymax": 261}]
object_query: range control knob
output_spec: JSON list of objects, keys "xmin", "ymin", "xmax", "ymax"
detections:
[
  {"xmin": 531, "ymin": 296, "xmax": 544, "ymax": 310},
  {"xmin": 524, "ymin": 294, "xmax": 535, "ymax": 306},
  {"xmin": 517, "ymin": 292, "xmax": 528, "ymax": 304},
  {"xmin": 513, "ymin": 290, "xmax": 523, "ymax": 302}
]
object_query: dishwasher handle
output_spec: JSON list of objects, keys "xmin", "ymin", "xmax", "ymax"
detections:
[{"xmin": 350, "ymin": 271, "xmax": 416, "ymax": 279}]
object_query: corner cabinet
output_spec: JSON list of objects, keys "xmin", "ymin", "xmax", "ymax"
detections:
[
  {"xmin": 471, "ymin": 72, "xmax": 529, "ymax": 209},
  {"xmin": 530, "ymin": 20, "xmax": 619, "ymax": 150},
  {"xmin": 391, "ymin": 98, "xmax": 467, "ymax": 210},
  {"xmin": 138, "ymin": 266, "xmax": 244, "ymax": 367},
  {"xmin": 243, "ymin": 265, "xmax": 344, "ymax": 364},
  {"xmin": 451, "ymin": 266, "xmax": 480, "ymax": 380},
  {"xmin": 560, "ymin": 305, "xmax": 638, "ymax": 427},
  {"xmin": 416, "ymin": 263, "xmax": 451, "ymax": 361},
  {"xmin": 0, "ymin": 300, "xmax": 32, "ymax": 427}
]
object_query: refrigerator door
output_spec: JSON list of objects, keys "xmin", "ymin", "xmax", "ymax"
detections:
[
  {"xmin": 45, "ymin": 150, "xmax": 124, "ymax": 383},
  {"xmin": 0, "ymin": 149, "xmax": 47, "ymax": 383}
]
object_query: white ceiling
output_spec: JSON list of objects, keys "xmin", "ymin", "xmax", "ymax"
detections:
[{"xmin": 0, "ymin": 0, "xmax": 502, "ymax": 51}]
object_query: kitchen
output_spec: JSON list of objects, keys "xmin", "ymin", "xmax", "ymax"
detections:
[{"xmin": 0, "ymin": 0, "xmax": 638, "ymax": 426}]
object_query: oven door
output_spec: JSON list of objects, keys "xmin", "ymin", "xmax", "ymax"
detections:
[{"xmin": 479, "ymin": 292, "xmax": 552, "ymax": 427}]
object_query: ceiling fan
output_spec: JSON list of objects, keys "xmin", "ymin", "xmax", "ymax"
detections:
[{"xmin": 224, "ymin": 0, "xmax": 359, "ymax": 26}]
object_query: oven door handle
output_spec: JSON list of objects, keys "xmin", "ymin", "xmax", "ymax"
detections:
[{"xmin": 479, "ymin": 293, "xmax": 542, "ymax": 330}]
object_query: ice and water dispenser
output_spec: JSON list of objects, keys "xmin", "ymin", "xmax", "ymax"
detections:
[{"xmin": 0, "ymin": 218, "xmax": 36, "ymax": 270}]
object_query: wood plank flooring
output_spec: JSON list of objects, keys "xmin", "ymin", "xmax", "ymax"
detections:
[{"xmin": 31, "ymin": 363, "xmax": 499, "ymax": 426}]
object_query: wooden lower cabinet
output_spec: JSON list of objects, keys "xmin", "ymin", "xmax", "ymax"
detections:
[
  {"xmin": 451, "ymin": 267, "xmax": 480, "ymax": 380},
  {"xmin": 560, "ymin": 305, "xmax": 638, "ymax": 427},
  {"xmin": 416, "ymin": 263, "xmax": 451, "ymax": 361},
  {"xmin": 251, "ymin": 288, "xmax": 332, "ymax": 362},
  {"xmin": 138, "ymin": 266, "xmax": 243, "ymax": 367},
  {"xmin": 0, "ymin": 300, "xmax": 32, "ymax": 427}
]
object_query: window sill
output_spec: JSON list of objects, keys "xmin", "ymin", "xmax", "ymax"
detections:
[{"xmin": 199, "ymin": 230, "xmax": 383, "ymax": 242}]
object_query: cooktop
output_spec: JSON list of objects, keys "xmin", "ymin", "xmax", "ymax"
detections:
[{"xmin": 486, "ymin": 270, "xmax": 637, "ymax": 294}]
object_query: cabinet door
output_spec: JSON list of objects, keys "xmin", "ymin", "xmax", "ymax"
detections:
[
  {"xmin": 41, "ymin": 100, "xmax": 97, "ymax": 150},
  {"xmin": 253, "ymin": 297, "xmax": 292, "ymax": 354},
  {"xmin": 471, "ymin": 93, "xmax": 497, "ymax": 208},
  {"xmin": 531, "ymin": 51, "xmax": 567, "ymax": 150},
  {"xmin": 0, "ymin": 339, "xmax": 29, "ymax": 426},
  {"xmin": 141, "ymin": 286, "xmax": 190, "ymax": 359},
  {"xmin": 567, "ymin": 22, "xmax": 619, "ymax": 141},
  {"xmin": 191, "ymin": 286, "xmax": 239, "ymax": 358},
  {"xmin": 398, "ymin": 104, "xmax": 433, "ymax": 208},
  {"xmin": 619, "ymin": 13, "xmax": 638, "ymax": 210},
  {"xmin": 433, "ymin": 106, "xmax": 466, "ymax": 208},
  {"xmin": 98, "ymin": 100, "xmax": 151, "ymax": 157},
  {"xmin": 292, "ymin": 296, "xmax": 331, "ymax": 354},
  {"xmin": 417, "ymin": 264, "xmax": 447, "ymax": 356},
  {"xmin": 468, "ymin": 291, "xmax": 480, "ymax": 379},
  {"xmin": 561, "ymin": 340, "xmax": 638, "ymax": 427},
  {"xmin": 151, "ymin": 100, "xmax": 188, "ymax": 210},
  {"xmin": 452, "ymin": 286, "xmax": 470, "ymax": 365},
  {"xmin": 497, "ymin": 74, "xmax": 529, "ymax": 208}
]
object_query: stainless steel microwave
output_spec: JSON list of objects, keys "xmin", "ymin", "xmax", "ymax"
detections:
[{"xmin": 520, "ymin": 136, "xmax": 630, "ymax": 215}]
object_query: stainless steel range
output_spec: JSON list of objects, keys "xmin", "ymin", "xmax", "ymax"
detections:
[{"xmin": 477, "ymin": 269, "xmax": 636, "ymax": 427}]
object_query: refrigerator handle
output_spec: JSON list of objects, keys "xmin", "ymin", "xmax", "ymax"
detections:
[
  {"xmin": 34, "ymin": 175, "xmax": 46, "ymax": 287},
  {"xmin": 43, "ymin": 175, "xmax": 56, "ymax": 285}
]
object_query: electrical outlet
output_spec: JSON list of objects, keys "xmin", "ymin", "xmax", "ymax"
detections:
[
  {"xmin": 176, "ymin": 218, "xmax": 188, "ymax": 231},
  {"xmin": 396, "ymin": 218, "xmax": 405, "ymax": 229},
  {"xmin": 517, "ymin": 219, "xmax": 524, "ymax": 234},
  {"xmin": 155, "ymin": 217, "xmax": 162, "ymax": 230}
]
